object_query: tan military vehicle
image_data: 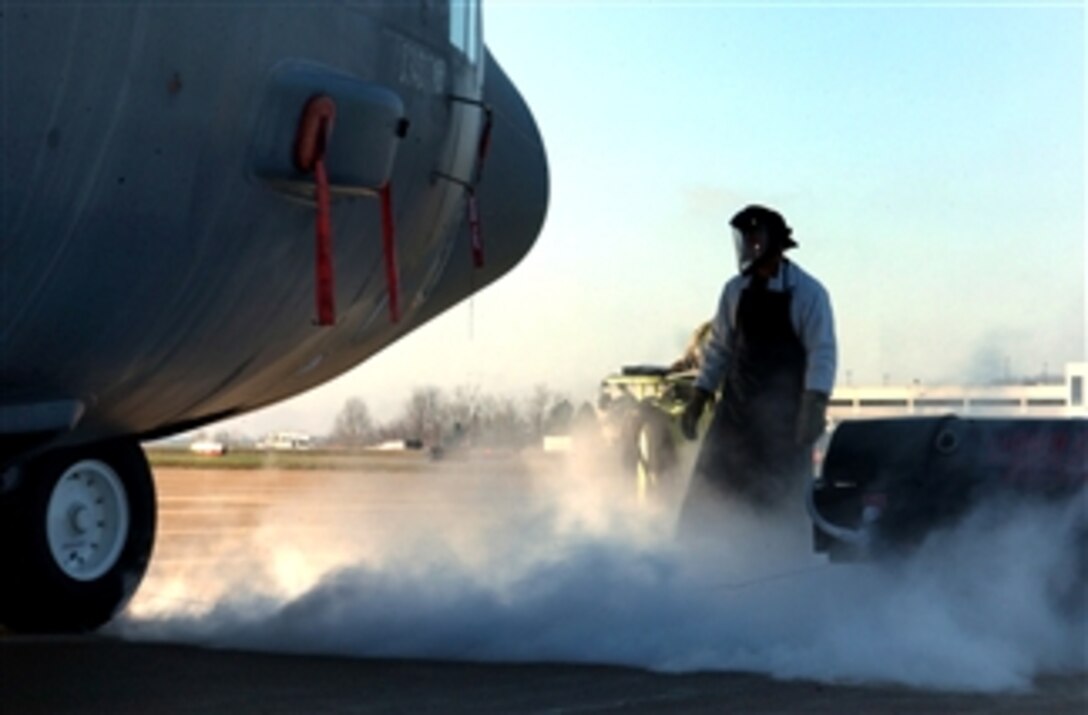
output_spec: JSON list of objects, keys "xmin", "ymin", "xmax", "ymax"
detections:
[{"xmin": 596, "ymin": 366, "xmax": 713, "ymax": 503}]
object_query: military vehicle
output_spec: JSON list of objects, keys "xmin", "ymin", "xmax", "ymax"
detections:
[{"xmin": 596, "ymin": 366, "xmax": 712, "ymax": 503}]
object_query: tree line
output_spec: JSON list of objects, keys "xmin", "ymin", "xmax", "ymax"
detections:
[{"xmin": 328, "ymin": 385, "xmax": 597, "ymax": 450}]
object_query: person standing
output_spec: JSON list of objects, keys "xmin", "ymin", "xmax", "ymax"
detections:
[{"xmin": 679, "ymin": 205, "xmax": 837, "ymax": 518}]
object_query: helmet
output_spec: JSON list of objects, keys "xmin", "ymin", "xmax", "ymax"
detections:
[{"xmin": 729, "ymin": 205, "xmax": 797, "ymax": 274}]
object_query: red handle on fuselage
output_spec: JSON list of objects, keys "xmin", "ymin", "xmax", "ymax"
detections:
[
  {"xmin": 295, "ymin": 96, "xmax": 337, "ymax": 326},
  {"xmin": 379, "ymin": 184, "xmax": 400, "ymax": 323}
]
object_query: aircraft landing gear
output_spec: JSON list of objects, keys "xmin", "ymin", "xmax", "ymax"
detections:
[{"xmin": 0, "ymin": 440, "xmax": 156, "ymax": 632}]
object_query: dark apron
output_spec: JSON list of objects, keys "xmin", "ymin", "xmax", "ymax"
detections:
[{"xmin": 681, "ymin": 267, "xmax": 809, "ymax": 517}]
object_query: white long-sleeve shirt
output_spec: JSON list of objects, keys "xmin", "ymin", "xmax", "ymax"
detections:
[{"xmin": 695, "ymin": 260, "xmax": 837, "ymax": 395}]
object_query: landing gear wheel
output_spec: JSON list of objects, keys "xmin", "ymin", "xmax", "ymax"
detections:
[{"xmin": 0, "ymin": 440, "xmax": 156, "ymax": 632}]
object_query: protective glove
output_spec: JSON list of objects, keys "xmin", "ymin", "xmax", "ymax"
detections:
[
  {"xmin": 680, "ymin": 388, "xmax": 712, "ymax": 441},
  {"xmin": 795, "ymin": 390, "xmax": 829, "ymax": 445}
]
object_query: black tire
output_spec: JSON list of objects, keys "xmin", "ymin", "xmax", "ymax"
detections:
[
  {"xmin": 633, "ymin": 409, "xmax": 679, "ymax": 502},
  {"xmin": 0, "ymin": 439, "xmax": 156, "ymax": 633},
  {"xmin": 1048, "ymin": 517, "xmax": 1088, "ymax": 619}
]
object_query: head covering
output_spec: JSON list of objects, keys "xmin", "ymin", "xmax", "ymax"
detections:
[{"xmin": 729, "ymin": 205, "xmax": 797, "ymax": 250}]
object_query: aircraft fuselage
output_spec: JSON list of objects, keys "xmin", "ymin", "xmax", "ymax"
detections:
[
  {"xmin": 2, "ymin": 1, "xmax": 547, "ymax": 457},
  {"xmin": 0, "ymin": 1, "xmax": 547, "ymax": 632}
]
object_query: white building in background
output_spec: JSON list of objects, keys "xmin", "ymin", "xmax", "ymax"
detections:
[
  {"xmin": 189, "ymin": 439, "xmax": 227, "ymax": 456},
  {"xmin": 829, "ymin": 362, "xmax": 1087, "ymax": 422},
  {"xmin": 256, "ymin": 431, "xmax": 313, "ymax": 450}
]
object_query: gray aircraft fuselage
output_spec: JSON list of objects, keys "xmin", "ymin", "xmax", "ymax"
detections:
[
  {"xmin": 1, "ymin": 0, "xmax": 547, "ymax": 633},
  {"xmin": 1, "ymin": 1, "xmax": 549, "ymax": 461}
]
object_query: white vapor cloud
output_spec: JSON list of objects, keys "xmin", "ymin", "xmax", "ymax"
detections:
[{"xmin": 116, "ymin": 451, "xmax": 1086, "ymax": 693}]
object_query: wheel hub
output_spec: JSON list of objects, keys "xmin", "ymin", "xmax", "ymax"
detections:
[
  {"xmin": 46, "ymin": 460, "xmax": 130, "ymax": 581},
  {"xmin": 69, "ymin": 506, "xmax": 92, "ymax": 534}
]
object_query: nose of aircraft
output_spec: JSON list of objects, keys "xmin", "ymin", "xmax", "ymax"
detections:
[
  {"xmin": 474, "ymin": 49, "xmax": 550, "ymax": 281},
  {"xmin": 402, "ymin": 50, "xmax": 549, "ymax": 328}
]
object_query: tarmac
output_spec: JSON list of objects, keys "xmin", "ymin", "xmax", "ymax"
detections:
[
  {"xmin": 1, "ymin": 457, "xmax": 1085, "ymax": 713},
  {"xmin": 3, "ymin": 635, "xmax": 1086, "ymax": 714}
]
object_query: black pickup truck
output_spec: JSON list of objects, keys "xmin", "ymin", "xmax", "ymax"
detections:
[{"xmin": 809, "ymin": 416, "xmax": 1086, "ymax": 609}]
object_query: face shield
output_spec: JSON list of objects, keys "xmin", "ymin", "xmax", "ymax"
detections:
[{"xmin": 733, "ymin": 227, "xmax": 769, "ymax": 274}]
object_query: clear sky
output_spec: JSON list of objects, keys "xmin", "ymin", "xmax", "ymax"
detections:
[{"xmin": 224, "ymin": 0, "xmax": 1086, "ymax": 437}]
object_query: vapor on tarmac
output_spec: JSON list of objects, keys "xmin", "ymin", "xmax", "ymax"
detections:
[{"xmin": 116, "ymin": 451, "xmax": 1087, "ymax": 693}]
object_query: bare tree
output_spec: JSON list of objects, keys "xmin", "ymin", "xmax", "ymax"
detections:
[
  {"xmin": 369, "ymin": 384, "xmax": 587, "ymax": 452},
  {"xmin": 473, "ymin": 394, "xmax": 528, "ymax": 449},
  {"xmin": 331, "ymin": 397, "xmax": 374, "ymax": 448},
  {"xmin": 525, "ymin": 384, "xmax": 567, "ymax": 442},
  {"xmin": 442, "ymin": 384, "xmax": 483, "ymax": 443},
  {"xmin": 446, "ymin": 384, "xmax": 481, "ymax": 426},
  {"xmin": 545, "ymin": 399, "xmax": 574, "ymax": 435},
  {"xmin": 402, "ymin": 386, "xmax": 445, "ymax": 444}
]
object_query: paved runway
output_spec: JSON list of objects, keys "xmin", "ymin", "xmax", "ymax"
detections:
[
  {"xmin": 2, "ymin": 456, "xmax": 1085, "ymax": 713},
  {"xmin": 3, "ymin": 636, "xmax": 1086, "ymax": 714}
]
